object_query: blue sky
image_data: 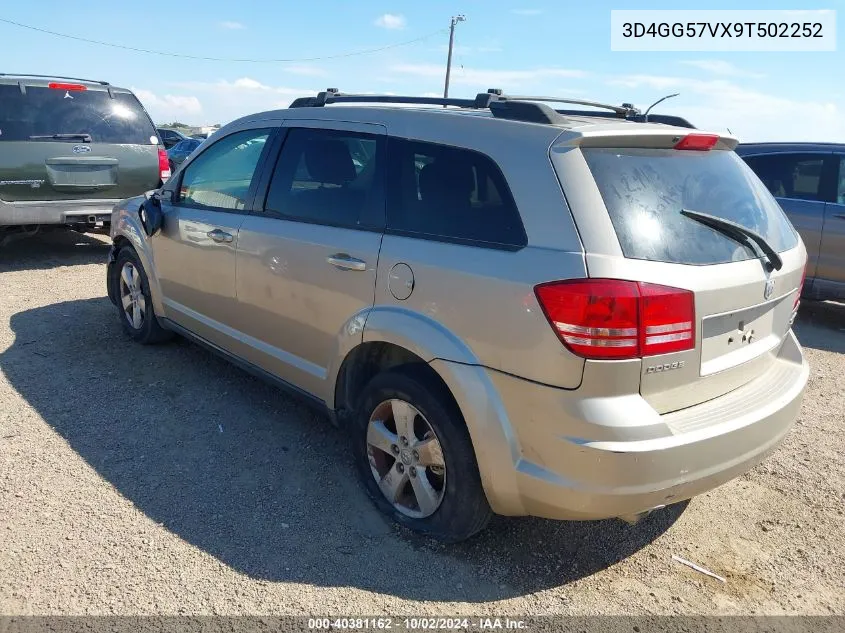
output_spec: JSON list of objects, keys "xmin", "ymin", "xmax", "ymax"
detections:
[{"xmin": 2, "ymin": 0, "xmax": 843, "ymax": 141}]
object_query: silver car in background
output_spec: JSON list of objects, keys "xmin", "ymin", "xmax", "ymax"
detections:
[
  {"xmin": 105, "ymin": 90, "xmax": 809, "ymax": 542},
  {"xmin": 737, "ymin": 142, "xmax": 845, "ymax": 302}
]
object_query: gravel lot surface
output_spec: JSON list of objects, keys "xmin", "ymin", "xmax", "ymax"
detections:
[{"xmin": 1, "ymin": 230, "xmax": 843, "ymax": 616}]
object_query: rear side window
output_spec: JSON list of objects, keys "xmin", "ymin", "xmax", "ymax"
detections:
[
  {"xmin": 582, "ymin": 148, "xmax": 799, "ymax": 265},
  {"xmin": 263, "ymin": 128, "xmax": 384, "ymax": 230},
  {"xmin": 386, "ymin": 138, "xmax": 526, "ymax": 249},
  {"xmin": 742, "ymin": 153, "xmax": 826, "ymax": 202},
  {"xmin": 0, "ymin": 84, "xmax": 156, "ymax": 144},
  {"xmin": 178, "ymin": 129, "xmax": 271, "ymax": 211}
]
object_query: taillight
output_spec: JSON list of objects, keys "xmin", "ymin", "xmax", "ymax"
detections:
[
  {"xmin": 534, "ymin": 279, "xmax": 695, "ymax": 360},
  {"xmin": 158, "ymin": 147, "xmax": 171, "ymax": 181},
  {"xmin": 674, "ymin": 133, "xmax": 719, "ymax": 151},
  {"xmin": 48, "ymin": 82, "xmax": 87, "ymax": 91},
  {"xmin": 639, "ymin": 283, "xmax": 695, "ymax": 356}
]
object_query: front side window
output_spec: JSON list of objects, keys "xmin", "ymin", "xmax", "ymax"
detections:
[
  {"xmin": 742, "ymin": 153, "xmax": 826, "ymax": 202},
  {"xmin": 386, "ymin": 138, "xmax": 526, "ymax": 248},
  {"xmin": 263, "ymin": 127, "xmax": 383, "ymax": 229},
  {"xmin": 178, "ymin": 129, "xmax": 271, "ymax": 211}
]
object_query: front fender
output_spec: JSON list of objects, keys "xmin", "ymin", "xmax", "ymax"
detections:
[{"xmin": 110, "ymin": 196, "xmax": 165, "ymax": 317}]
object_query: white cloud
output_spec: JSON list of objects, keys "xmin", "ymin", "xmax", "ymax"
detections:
[
  {"xmin": 133, "ymin": 89, "xmax": 203, "ymax": 122},
  {"xmin": 391, "ymin": 64, "xmax": 586, "ymax": 89},
  {"xmin": 230, "ymin": 77, "xmax": 266, "ymax": 90},
  {"xmin": 606, "ymin": 74, "xmax": 845, "ymax": 142},
  {"xmin": 166, "ymin": 78, "xmax": 316, "ymax": 123},
  {"xmin": 374, "ymin": 14, "xmax": 406, "ymax": 29},
  {"xmin": 219, "ymin": 21, "xmax": 245, "ymax": 30},
  {"xmin": 679, "ymin": 60, "xmax": 765, "ymax": 79},
  {"xmin": 511, "ymin": 9, "xmax": 543, "ymax": 16}
]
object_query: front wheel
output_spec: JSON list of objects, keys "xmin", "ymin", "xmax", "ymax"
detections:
[
  {"xmin": 113, "ymin": 247, "xmax": 173, "ymax": 344},
  {"xmin": 353, "ymin": 366, "xmax": 492, "ymax": 542}
]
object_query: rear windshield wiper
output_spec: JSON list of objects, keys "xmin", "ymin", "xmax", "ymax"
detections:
[
  {"xmin": 29, "ymin": 133, "xmax": 93, "ymax": 142},
  {"xmin": 681, "ymin": 208, "xmax": 783, "ymax": 271}
]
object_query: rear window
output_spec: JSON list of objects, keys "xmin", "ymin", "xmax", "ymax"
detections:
[
  {"xmin": 0, "ymin": 84, "xmax": 156, "ymax": 144},
  {"xmin": 582, "ymin": 148, "xmax": 799, "ymax": 265}
]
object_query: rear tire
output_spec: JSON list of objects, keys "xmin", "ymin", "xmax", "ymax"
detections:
[
  {"xmin": 113, "ymin": 247, "xmax": 173, "ymax": 344},
  {"xmin": 352, "ymin": 365, "xmax": 492, "ymax": 542}
]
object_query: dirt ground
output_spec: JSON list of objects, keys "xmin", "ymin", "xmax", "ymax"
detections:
[{"xmin": 1, "ymin": 230, "xmax": 843, "ymax": 616}]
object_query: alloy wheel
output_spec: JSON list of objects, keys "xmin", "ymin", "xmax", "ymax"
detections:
[
  {"xmin": 366, "ymin": 399, "xmax": 446, "ymax": 518},
  {"xmin": 119, "ymin": 261, "xmax": 146, "ymax": 330}
]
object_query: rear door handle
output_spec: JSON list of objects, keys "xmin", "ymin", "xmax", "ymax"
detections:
[
  {"xmin": 327, "ymin": 253, "xmax": 367, "ymax": 271},
  {"xmin": 207, "ymin": 229, "xmax": 233, "ymax": 243},
  {"xmin": 833, "ymin": 214, "xmax": 845, "ymax": 220}
]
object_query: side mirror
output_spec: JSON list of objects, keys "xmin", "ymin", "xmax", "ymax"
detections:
[{"xmin": 139, "ymin": 191, "xmax": 164, "ymax": 237}]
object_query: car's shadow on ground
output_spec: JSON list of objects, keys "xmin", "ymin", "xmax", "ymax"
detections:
[
  {"xmin": 793, "ymin": 300, "xmax": 845, "ymax": 354},
  {"xmin": 1, "ymin": 297, "xmax": 683, "ymax": 601},
  {"xmin": 0, "ymin": 229, "xmax": 110, "ymax": 272}
]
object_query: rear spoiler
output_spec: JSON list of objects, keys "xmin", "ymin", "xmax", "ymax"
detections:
[{"xmin": 560, "ymin": 129, "xmax": 739, "ymax": 152}]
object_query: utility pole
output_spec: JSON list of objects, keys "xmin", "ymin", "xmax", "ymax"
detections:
[{"xmin": 443, "ymin": 14, "xmax": 466, "ymax": 99}]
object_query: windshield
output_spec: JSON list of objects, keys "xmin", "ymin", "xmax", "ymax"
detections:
[
  {"xmin": 0, "ymin": 84, "xmax": 157, "ymax": 144},
  {"xmin": 581, "ymin": 147, "xmax": 799, "ymax": 265}
]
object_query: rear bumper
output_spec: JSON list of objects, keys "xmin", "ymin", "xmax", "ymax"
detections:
[
  {"xmin": 0, "ymin": 198, "xmax": 118, "ymax": 226},
  {"xmin": 438, "ymin": 331, "xmax": 809, "ymax": 521}
]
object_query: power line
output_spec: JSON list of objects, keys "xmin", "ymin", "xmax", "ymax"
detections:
[{"xmin": 0, "ymin": 17, "xmax": 448, "ymax": 63}]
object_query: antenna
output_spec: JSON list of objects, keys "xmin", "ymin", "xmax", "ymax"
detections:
[{"xmin": 644, "ymin": 93, "xmax": 680, "ymax": 122}]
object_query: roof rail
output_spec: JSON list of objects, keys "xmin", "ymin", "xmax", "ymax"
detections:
[
  {"xmin": 286, "ymin": 88, "xmax": 686, "ymax": 128},
  {"xmin": 0, "ymin": 73, "xmax": 110, "ymax": 86},
  {"xmin": 495, "ymin": 92, "xmax": 641, "ymax": 117},
  {"xmin": 289, "ymin": 88, "xmax": 497, "ymax": 109}
]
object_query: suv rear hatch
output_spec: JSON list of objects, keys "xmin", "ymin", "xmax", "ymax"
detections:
[
  {"xmin": 549, "ymin": 128, "xmax": 806, "ymax": 414},
  {"xmin": 0, "ymin": 82, "xmax": 161, "ymax": 203}
]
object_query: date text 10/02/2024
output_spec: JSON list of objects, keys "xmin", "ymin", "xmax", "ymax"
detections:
[{"xmin": 308, "ymin": 618, "xmax": 527, "ymax": 630}]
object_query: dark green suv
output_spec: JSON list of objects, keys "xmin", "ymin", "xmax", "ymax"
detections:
[{"xmin": 0, "ymin": 74, "xmax": 168, "ymax": 240}]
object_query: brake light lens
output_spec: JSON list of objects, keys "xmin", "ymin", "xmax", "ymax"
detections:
[
  {"xmin": 158, "ymin": 147, "xmax": 171, "ymax": 182},
  {"xmin": 674, "ymin": 133, "xmax": 719, "ymax": 151},
  {"xmin": 639, "ymin": 283, "xmax": 695, "ymax": 356},
  {"xmin": 48, "ymin": 82, "xmax": 87, "ymax": 91},
  {"xmin": 534, "ymin": 279, "xmax": 695, "ymax": 360}
]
